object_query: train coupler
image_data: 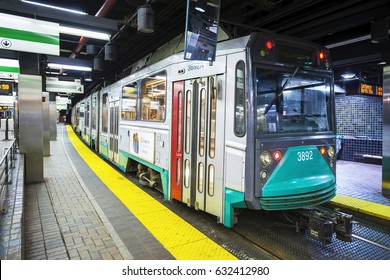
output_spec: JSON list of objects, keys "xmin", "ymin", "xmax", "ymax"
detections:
[{"xmin": 307, "ymin": 209, "xmax": 353, "ymax": 244}]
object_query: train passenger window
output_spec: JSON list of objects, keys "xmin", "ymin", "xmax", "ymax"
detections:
[
  {"xmin": 102, "ymin": 93, "xmax": 108, "ymax": 133},
  {"xmin": 234, "ymin": 61, "xmax": 246, "ymax": 137},
  {"xmin": 122, "ymin": 82, "xmax": 138, "ymax": 121},
  {"xmin": 140, "ymin": 71, "xmax": 166, "ymax": 121}
]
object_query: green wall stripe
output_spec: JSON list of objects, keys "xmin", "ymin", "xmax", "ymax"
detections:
[
  {"xmin": 0, "ymin": 66, "xmax": 20, "ymax": 73},
  {"xmin": 0, "ymin": 27, "xmax": 59, "ymax": 45}
]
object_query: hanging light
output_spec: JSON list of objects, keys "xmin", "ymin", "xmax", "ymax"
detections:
[
  {"xmin": 137, "ymin": 4, "xmax": 155, "ymax": 33},
  {"xmin": 93, "ymin": 57, "xmax": 104, "ymax": 71},
  {"xmin": 104, "ymin": 42, "xmax": 116, "ymax": 61},
  {"xmin": 371, "ymin": 20, "xmax": 389, "ymax": 43},
  {"xmin": 83, "ymin": 72, "xmax": 92, "ymax": 82},
  {"xmin": 86, "ymin": 45, "xmax": 97, "ymax": 55}
]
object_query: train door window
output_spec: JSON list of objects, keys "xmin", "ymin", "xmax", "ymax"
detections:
[
  {"xmin": 185, "ymin": 90, "xmax": 191, "ymax": 154},
  {"xmin": 234, "ymin": 61, "xmax": 246, "ymax": 137},
  {"xmin": 198, "ymin": 162, "xmax": 204, "ymax": 193},
  {"xmin": 140, "ymin": 71, "xmax": 166, "ymax": 121},
  {"xmin": 76, "ymin": 108, "xmax": 80, "ymax": 126},
  {"xmin": 209, "ymin": 77, "xmax": 216, "ymax": 158},
  {"xmin": 199, "ymin": 88, "xmax": 206, "ymax": 156},
  {"xmin": 102, "ymin": 93, "xmax": 108, "ymax": 133},
  {"xmin": 79, "ymin": 103, "xmax": 84, "ymax": 118},
  {"xmin": 92, "ymin": 96, "xmax": 96, "ymax": 129},
  {"xmin": 176, "ymin": 158, "xmax": 181, "ymax": 185},
  {"xmin": 177, "ymin": 90, "xmax": 183, "ymax": 152},
  {"xmin": 208, "ymin": 165, "xmax": 215, "ymax": 196},
  {"xmin": 122, "ymin": 82, "xmax": 138, "ymax": 120},
  {"xmin": 184, "ymin": 159, "xmax": 190, "ymax": 188},
  {"xmin": 85, "ymin": 101, "xmax": 90, "ymax": 127}
]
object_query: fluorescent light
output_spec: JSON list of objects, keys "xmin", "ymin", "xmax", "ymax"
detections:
[
  {"xmin": 45, "ymin": 71, "xmax": 67, "ymax": 75},
  {"xmin": 59, "ymin": 26, "xmax": 111, "ymax": 41},
  {"xmin": 21, "ymin": 0, "xmax": 88, "ymax": 15},
  {"xmin": 48, "ymin": 63, "xmax": 92, "ymax": 72},
  {"xmin": 195, "ymin": 7, "xmax": 205, "ymax": 12},
  {"xmin": 0, "ymin": 58, "xmax": 19, "ymax": 68}
]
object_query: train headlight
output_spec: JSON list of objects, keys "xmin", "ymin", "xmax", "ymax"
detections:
[
  {"xmin": 327, "ymin": 146, "xmax": 335, "ymax": 158},
  {"xmin": 260, "ymin": 151, "xmax": 272, "ymax": 167},
  {"xmin": 260, "ymin": 170, "xmax": 269, "ymax": 181}
]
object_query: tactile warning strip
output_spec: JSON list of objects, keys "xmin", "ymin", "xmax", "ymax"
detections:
[
  {"xmin": 330, "ymin": 194, "xmax": 390, "ymax": 221},
  {"xmin": 66, "ymin": 125, "xmax": 236, "ymax": 260}
]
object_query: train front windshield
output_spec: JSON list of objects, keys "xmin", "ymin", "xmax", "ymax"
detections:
[{"xmin": 256, "ymin": 68, "xmax": 333, "ymax": 136}]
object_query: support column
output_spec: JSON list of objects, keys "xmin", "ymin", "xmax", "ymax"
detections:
[
  {"xmin": 18, "ymin": 52, "xmax": 44, "ymax": 183},
  {"xmin": 383, "ymin": 66, "xmax": 390, "ymax": 196},
  {"xmin": 42, "ymin": 91, "xmax": 50, "ymax": 156}
]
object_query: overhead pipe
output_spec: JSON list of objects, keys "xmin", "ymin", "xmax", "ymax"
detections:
[
  {"xmin": 58, "ymin": 0, "xmax": 118, "ymax": 75},
  {"xmin": 70, "ymin": 0, "xmax": 118, "ymax": 58}
]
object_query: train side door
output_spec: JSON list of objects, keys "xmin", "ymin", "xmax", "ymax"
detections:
[
  {"xmin": 109, "ymin": 100, "xmax": 119, "ymax": 163},
  {"xmin": 172, "ymin": 75, "xmax": 225, "ymax": 219},
  {"xmin": 171, "ymin": 81, "xmax": 185, "ymax": 201}
]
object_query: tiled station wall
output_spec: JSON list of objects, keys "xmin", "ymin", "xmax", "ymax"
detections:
[{"xmin": 335, "ymin": 95, "xmax": 382, "ymax": 162}]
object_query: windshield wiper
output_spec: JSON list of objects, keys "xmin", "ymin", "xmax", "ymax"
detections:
[{"xmin": 263, "ymin": 66, "xmax": 299, "ymax": 115}]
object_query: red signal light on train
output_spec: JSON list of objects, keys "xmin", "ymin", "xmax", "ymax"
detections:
[
  {"xmin": 319, "ymin": 51, "xmax": 326, "ymax": 61},
  {"xmin": 265, "ymin": 40, "xmax": 273, "ymax": 51},
  {"xmin": 273, "ymin": 150, "xmax": 282, "ymax": 161}
]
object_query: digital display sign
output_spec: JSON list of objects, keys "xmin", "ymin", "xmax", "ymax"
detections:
[
  {"xmin": 360, "ymin": 83, "xmax": 382, "ymax": 96},
  {"xmin": 0, "ymin": 81, "xmax": 12, "ymax": 95},
  {"xmin": 276, "ymin": 44, "xmax": 315, "ymax": 66}
]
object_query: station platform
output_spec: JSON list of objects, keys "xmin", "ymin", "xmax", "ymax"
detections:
[{"xmin": 1, "ymin": 124, "xmax": 389, "ymax": 260}]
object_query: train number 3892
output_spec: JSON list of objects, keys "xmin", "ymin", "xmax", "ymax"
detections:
[{"xmin": 297, "ymin": 150, "xmax": 313, "ymax": 161}]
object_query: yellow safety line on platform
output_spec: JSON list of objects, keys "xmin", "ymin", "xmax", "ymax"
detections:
[
  {"xmin": 331, "ymin": 194, "xmax": 390, "ymax": 221},
  {"xmin": 66, "ymin": 126, "xmax": 237, "ymax": 260}
]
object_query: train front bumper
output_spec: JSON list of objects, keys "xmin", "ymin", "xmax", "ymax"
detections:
[{"xmin": 258, "ymin": 146, "xmax": 336, "ymax": 210}]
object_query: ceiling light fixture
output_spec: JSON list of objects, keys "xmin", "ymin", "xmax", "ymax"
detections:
[
  {"xmin": 59, "ymin": 26, "xmax": 111, "ymax": 41},
  {"xmin": 47, "ymin": 63, "xmax": 92, "ymax": 72},
  {"xmin": 21, "ymin": 0, "xmax": 88, "ymax": 15},
  {"xmin": 341, "ymin": 73, "xmax": 356, "ymax": 79},
  {"xmin": 137, "ymin": 4, "xmax": 155, "ymax": 33},
  {"xmin": 83, "ymin": 72, "xmax": 92, "ymax": 82},
  {"xmin": 194, "ymin": 0, "xmax": 207, "ymax": 13},
  {"xmin": 45, "ymin": 71, "xmax": 67, "ymax": 75}
]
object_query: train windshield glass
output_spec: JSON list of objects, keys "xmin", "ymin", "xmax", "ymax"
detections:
[{"xmin": 256, "ymin": 67, "xmax": 332, "ymax": 135}]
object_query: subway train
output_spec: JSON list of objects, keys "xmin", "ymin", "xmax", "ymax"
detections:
[{"xmin": 71, "ymin": 32, "xmax": 346, "ymax": 237}]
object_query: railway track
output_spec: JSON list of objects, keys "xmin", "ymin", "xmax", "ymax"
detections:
[{"xmin": 116, "ymin": 166, "xmax": 390, "ymax": 260}]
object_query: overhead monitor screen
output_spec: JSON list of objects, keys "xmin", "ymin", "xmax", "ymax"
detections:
[{"xmin": 184, "ymin": 0, "xmax": 221, "ymax": 62}]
